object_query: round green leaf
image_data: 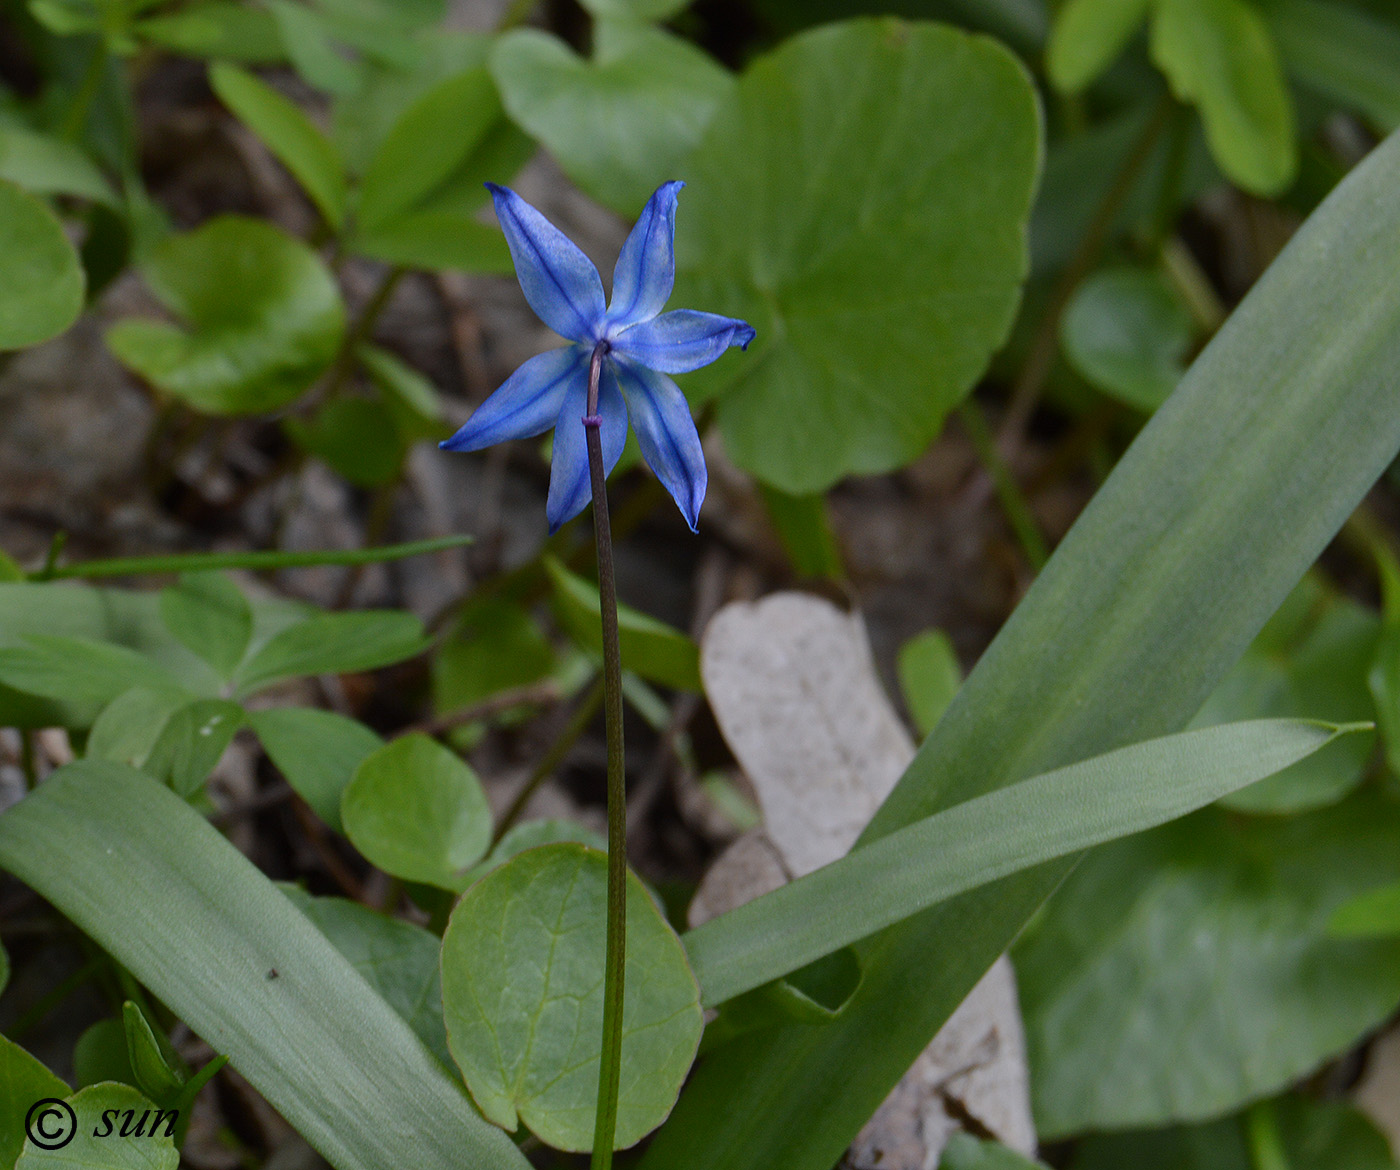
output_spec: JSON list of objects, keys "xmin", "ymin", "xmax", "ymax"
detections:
[
  {"xmin": 17, "ymin": 1083, "xmax": 177, "ymax": 1169},
  {"xmin": 342, "ymin": 733, "xmax": 492, "ymax": 888},
  {"xmin": 106, "ymin": 215, "xmax": 345, "ymax": 415},
  {"xmin": 896, "ymin": 629, "xmax": 962, "ymax": 738},
  {"xmin": 1061, "ymin": 267, "xmax": 1196, "ymax": 412},
  {"xmin": 1015, "ymin": 791, "xmax": 1400, "ymax": 1136},
  {"xmin": 577, "ymin": 0, "xmax": 690, "ymax": 21},
  {"xmin": 460, "ymin": 818, "xmax": 610, "ymax": 888},
  {"xmin": 672, "ymin": 19, "xmax": 1042, "ymax": 493},
  {"xmin": 441, "ymin": 844, "xmax": 703, "ymax": 1151},
  {"xmin": 1047, "ymin": 0, "xmax": 1152, "ymax": 94},
  {"xmin": 490, "ymin": 24, "xmax": 733, "ymax": 216},
  {"xmin": 1, "ymin": 1035, "xmax": 70, "ymax": 1168},
  {"xmin": 0, "ymin": 180, "xmax": 84, "ymax": 351}
]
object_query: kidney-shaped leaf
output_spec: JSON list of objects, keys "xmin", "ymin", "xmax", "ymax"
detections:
[
  {"xmin": 17, "ymin": 1083, "xmax": 178, "ymax": 1169},
  {"xmin": 342, "ymin": 734, "xmax": 491, "ymax": 889},
  {"xmin": 491, "ymin": 23, "xmax": 733, "ymax": 216},
  {"xmin": 106, "ymin": 215, "xmax": 345, "ymax": 415},
  {"xmin": 1015, "ymin": 790, "xmax": 1400, "ymax": 1136},
  {"xmin": 672, "ymin": 18, "xmax": 1041, "ymax": 493},
  {"xmin": 441, "ymin": 844, "xmax": 703, "ymax": 1151},
  {"xmin": 0, "ymin": 180, "xmax": 84, "ymax": 352}
]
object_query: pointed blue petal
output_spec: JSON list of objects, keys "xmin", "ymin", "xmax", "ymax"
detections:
[
  {"xmin": 439, "ymin": 346, "xmax": 586, "ymax": 452},
  {"xmin": 612, "ymin": 357, "xmax": 706, "ymax": 532},
  {"xmin": 606, "ymin": 181, "xmax": 684, "ymax": 329},
  {"xmin": 610, "ymin": 309, "xmax": 756, "ymax": 374},
  {"xmin": 487, "ymin": 183, "xmax": 606, "ymax": 343},
  {"xmin": 545, "ymin": 361, "xmax": 628, "ymax": 533}
]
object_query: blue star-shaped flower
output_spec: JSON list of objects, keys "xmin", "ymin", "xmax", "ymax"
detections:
[{"xmin": 440, "ymin": 181, "xmax": 755, "ymax": 533}]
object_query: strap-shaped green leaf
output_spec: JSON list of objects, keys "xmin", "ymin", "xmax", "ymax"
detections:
[
  {"xmin": 0, "ymin": 761, "xmax": 530, "ymax": 1170},
  {"xmin": 685, "ymin": 719, "xmax": 1357, "ymax": 1007},
  {"xmin": 640, "ymin": 124, "xmax": 1400, "ymax": 1170}
]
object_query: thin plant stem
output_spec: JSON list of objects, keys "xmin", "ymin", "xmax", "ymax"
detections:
[
  {"xmin": 959, "ymin": 400, "xmax": 1049, "ymax": 571},
  {"xmin": 584, "ymin": 344, "xmax": 627, "ymax": 1170},
  {"xmin": 998, "ymin": 92, "xmax": 1174, "ymax": 458},
  {"xmin": 493, "ymin": 676, "xmax": 605, "ymax": 845}
]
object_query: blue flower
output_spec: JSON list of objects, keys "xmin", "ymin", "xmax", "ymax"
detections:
[{"xmin": 440, "ymin": 181, "xmax": 755, "ymax": 533}]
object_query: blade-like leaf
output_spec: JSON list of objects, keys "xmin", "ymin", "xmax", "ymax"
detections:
[
  {"xmin": 685, "ymin": 719, "xmax": 1355, "ymax": 1007},
  {"xmin": 0, "ymin": 761, "xmax": 530, "ymax": 1170},
  {"xmin": 640, "ymin": 125, "xmax": 1400, "ymax": 1170}
]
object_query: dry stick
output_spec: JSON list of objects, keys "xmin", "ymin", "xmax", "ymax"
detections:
[
  {"xmin": 995, "ymin": 94, "xmax": 1174, "ymax": 465},
  {"xmin": 583, "ymin": 344, "xmax": 627, "ymax": 1170}
]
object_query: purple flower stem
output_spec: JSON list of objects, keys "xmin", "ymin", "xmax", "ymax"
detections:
[{"xmin": 585, "ymin": 342, "xmax": 627, "ymax": 1170}]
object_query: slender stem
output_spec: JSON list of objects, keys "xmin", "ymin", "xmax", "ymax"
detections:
[
  {"xmin": 38, "ymin": 535, "xmax": 472, "ymax": 580},
  {"xmin": 585, "ymin": 345, "xmax": 627, "ymax": 1170},
  {"xmin": 493, "ymin": 676, "xmax": 605, "ymax": 845},
  {"xmin": 959, "ymin": 400, "xmax": 1048, "ymax": 571},
  {"xmin": 998, "ymin": 93, "xmax": 1174, "ymax": 457}
]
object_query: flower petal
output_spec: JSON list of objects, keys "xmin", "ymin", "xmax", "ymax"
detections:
[
  {"xmin": 606, "ymin": 180, "xmax": 684, "ymax": 330},
  {"xmin": 487, "ymin": 183, "xmax": 606, "ymax": 343},
  {"xmin": 439, "ymin": 346, "xmax": 586, "ymax": 452},
  {"xmin": 612, "ymin": 357, "xmax": 706, "ymax": 532},
  {"xmin": 546, "ymin": 360, "xmax": 629, "ymax": 533},
  {"xmin": 610, "ymin": 309, "xmax": 756, "ymax": 374}
]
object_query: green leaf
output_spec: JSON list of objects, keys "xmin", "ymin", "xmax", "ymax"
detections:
[
  {"xmin": 638, "ymin": 119, "xmax": 1400, "ymax": 1170},
  {"xmin": 0, "ymin": 635, "xmax": 183, "ymax": 710},
  {"xmin": 208, "ymin": 63, "xmax": 347, "ymax": 229},
  {"xmin": 233, "ymin": 609, "xmax": 428, "ymax": 696},
  {"xmin": 941, "ymin": 1134, "xmax": 1048, "ymax": 1170},
  {"xmin": 0, "ymin": 760, "xmax": 531, "ymax": 1170},
  {"xmin": 1060, "ymin": 266, "xmax": 1196, "ymax": 412},
  {"xmin": 576, "ymin": 0, "xmax": 690, "ymax": 21},
  {"xmin": 106, "ymin": 215, "xmax": 345, "ymax": 415},
  {"xmin": 758, "ymin": 486, "xmax": 844, "ymax": 580},
  {"xmin": 1069, "ymin": 1095, "xmax": 1397, "ymax": 1170},
  {"xmin": 135, "ymin": 2, "xmax": 286, "ymax": 63},
  {"xmin": 267, "ymin": 0, "xmax": 364, "ymax": 94},
  {"xmin": 358, "ymin": 341, "xmax": 449, "ymax": 432},
  {"xmin": 0, "ymin": 124, "xmax": 118, "ymax": 205},
  {"xmin": 1189, "ymin": 579, "xmax": 1378, "ymax": 813},
  {"xmin": 440, "ymin": 844, "xmax": 703, "ymax": 1151},
  {"xmin": 144, "ymin": 698, "xmax": 244, "ymax": 796},
  {"xmin": 283, "ymin": 398, "xmax": 406, "ymax": 487},
  {"xmin": 1150, "ymin": 0, "xmax": 1297, "ymax": 196},
  {"xmin": 159, "ymin": 571, "xmax": 253, "ymax": 680},
  {"xmin": 673, "ymin": 19, "xmax": 1041, "ymax": 493},
  {"xmin": 1328, "ymin": 882, "xmax": 1400, "ymax": 938},
  {"xmin": 284, "ymin": 888, "xmax": 452, "ymax": 1065},
  {"xmin": 74, "ymin": 1019, "xmax": 136, "ymax": 1089},
  {"xmin": 342, "ymin": 734, "xmax": 492, "ymax": 889},
  {"xmin": 684, "ymin": 719, "xmax": 1355, "ymax": 1008},
  {"xmin": 545, "ymin": 556, "xmax": 701, "ymax": 692},
  {"xmin": 16, "ymin": 1083, "xmax": 177, "ymax": 1169},
  {"xmin": 1015, "ymin": 789, "xmax": 1400, "ymax": 1135},
  {"xmin": 1269, "ymin": 0, "xmax": 1400, "ymax": 133},
  {"xmin": 87, "ymin": 687, "xmax": 190, "ymax": 768},
  {"xmin": 249, "ymin": 706, "xmax": 383, "ymax": 832},
  {"xmin": 460, "ymin": 818, "xmax": 611, "ymax": 888},
  {"xmin": 122, "ymin": 1002, "xmax": 184, "ymax": 1105},
  {"xmin": 355, "ymin": 67, "xmax": 502, "ymax": 232},
  {"xmin": 896, "ymin": 629, "xmax": 962, "ymax": 738},
  {"xmin": 349, "ymin": 209, "xmax": 513, "ymax": 273},
  {"xmin": 0, "ymin": 180, "xmax": 85, "ymax": 352},
  {"xmin": 432, "ymin": 597, "xmax": 556, "ymax": 715},
  {"xmin": 1046, "ymin": 0, "xmax": 1151, "ymax": 93},
  {"xmin": 1, "ymin": 1035, "xmax": 69, "ymax": 1169},
  {"xmin": 0, "ymin": 937, "xmax": 7, "ymax": 997},
  {"xmin": 490, "ymin": 24, "xmax": 733, "ymax": 216},
  {"xmin": 1368, "ymin": 548, "xmax": 1400, "ymax": 775}
]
